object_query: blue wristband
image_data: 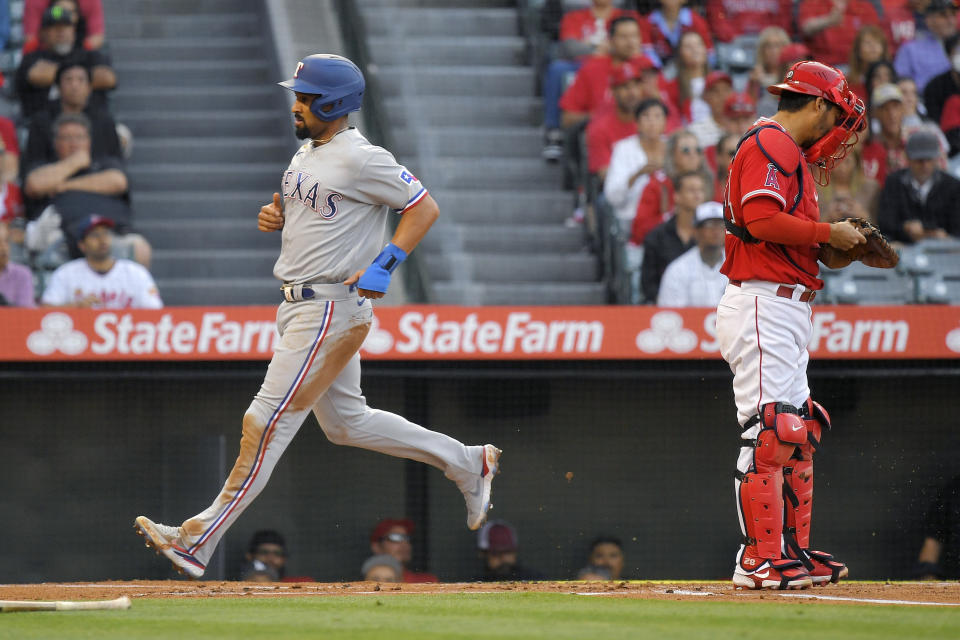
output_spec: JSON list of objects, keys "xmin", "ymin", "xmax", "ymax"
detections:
[
  {"xmin": 371, "ymin": 243, "xmax": 407, "ymax": 273},
  {"xmin": 356, "ymin": 243, "xmax": 407, "ymax": 294}
]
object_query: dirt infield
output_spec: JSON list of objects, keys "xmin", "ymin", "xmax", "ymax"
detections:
[{"xmin": 1, "ymin": 580, "xmax": 958, "ymax": 606}]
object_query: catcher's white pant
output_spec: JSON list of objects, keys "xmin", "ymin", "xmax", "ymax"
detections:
[
  {"xmin": 177, "ymin": 286, "xmax": 483, "ymax": 567},
  {"xmin": 716, "ymin": 280, "xmax": 814, "ymax": 427}
]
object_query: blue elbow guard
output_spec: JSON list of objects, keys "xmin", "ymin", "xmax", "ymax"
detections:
[{"xmin": 356, "ymin": 243, "xmax": 407, "ymax": 293}]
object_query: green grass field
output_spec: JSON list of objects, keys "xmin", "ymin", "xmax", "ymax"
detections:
[{"xmin": 1, "ymin": 593, "xmax": 959, "ymax": 640}]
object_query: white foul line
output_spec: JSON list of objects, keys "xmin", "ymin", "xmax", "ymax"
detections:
[{"xmin": 777, "ymin": 593, "xmax": 960, "ymax": 607}]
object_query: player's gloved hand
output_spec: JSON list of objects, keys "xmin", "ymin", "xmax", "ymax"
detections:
[{"xmin": 347, "ymin": 243, "xmax": 407, "ymax": 298}]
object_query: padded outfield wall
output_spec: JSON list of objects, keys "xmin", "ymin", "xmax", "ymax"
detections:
[{"xmin": 1, "ymin": 306, "xmax": 958, "ymax": 583}]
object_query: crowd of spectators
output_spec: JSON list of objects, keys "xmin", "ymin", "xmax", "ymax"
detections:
[
  {"xmin": 540, "ymin": 0, "xmax": 960, "ymax": 304},
  {"xmin": 249, "ymin": 519, "xmax": 629, "ymax": 583},
  {"xmin": 0, "ymin": 0, "xmax": 159, "ymax": 309}
]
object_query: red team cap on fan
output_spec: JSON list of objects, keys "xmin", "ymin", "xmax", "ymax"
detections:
[{"xmin": 609, "ymin": 56, "xmax": 656, "ymax": 87}]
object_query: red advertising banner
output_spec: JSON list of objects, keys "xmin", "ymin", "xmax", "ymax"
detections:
[{"xmin": 1, "ymin": 305, "xmax": 959, "ymax": 361}]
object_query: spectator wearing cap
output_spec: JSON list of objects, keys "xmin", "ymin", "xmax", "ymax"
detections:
[
  {"xmin": 705, "ymin": 0, "xmax": 794, "ymax": 43},
  {"xmin": 23, "ymin": 112, "xmax": 150, "ymax": 267},
  {"xmin": 0, "ymin": 223, "xmax": 35, "ymax": 307},
  {"xmin": 798, "ymin": 0, "xmax": 882, "ymax": 68},
  {"xmin": 558, "ymin": 16, "xmax": 650, "ymax": 132},
  {"xmin": 877, "ymin": 127, "xmax": 960, "ymax": 242},
  {"xmin": 474, "ymin": 519, "xmax": 545, "ymax": 582},
  {"xmin": 895, "ymin": 0, "xmax": 958, "ymax": 93},
  {"xmin": 23, "ymin": 57, "xmax": 122, "ymax": 189},
  {"xmin": 686, "ymin": 71, "xmax": 733, "ymax": 149},
  {"xmin": 924, "ymin": 34, "xmax": 960, "ymax": 131},
  {"xmin": 603, "ymin": 98, "xmax": 668, "ymax": 223},
  {"xmin": 656, "ymin": 200, "xmax": 727, "ymax": 307},
  {"xmin": 22, "ymin": 0, "xmax": 105, "ymax": 54},
  {"xmin": 361, "ymin": 554, "xmax": 403, "ymax": 583},
  {"xmin": 369, "ymin": 518, "xmax": 438, "ymax": 583},
  {"xmin": 862, "ymin": 83, "xmax": 909, "ymax": 185},
  {"xmin": 585, "ymin": 60, "xmax": 647, "ymax": 179},
  {"xmin": 40, "ymin": 214, "xmax": 162, "ymax": 308},
  {"xmin": 640, "ymin": 170, "xmax": 706, "ymax": 303},
  {"xmin": 15, "ymin": 5, "xmax": 115, "ymax": 119},
  {"xmin": 721, "ymin": 92, "xmax": 758, "ymax": 137},
  {"xmin": 646, "ymin": 0, "xmax": 715, "ymax": 69}
]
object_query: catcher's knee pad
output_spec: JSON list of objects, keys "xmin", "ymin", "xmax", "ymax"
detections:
[
  {"xmin": 736, "ymin": 403, "xmax": 806, "ymax": 559},
  {"xmin": 797, "ymin": 397, "xmax": 830, "ymax": 459}
]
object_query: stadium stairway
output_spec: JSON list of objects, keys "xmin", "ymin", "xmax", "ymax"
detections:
[
  {"xmin": 104, "ymin": 0, "xmax": 288, "ymax": 305},
  {"xmin": 358, "ymin": 0, "xmax": 605, "ymax": 304}
]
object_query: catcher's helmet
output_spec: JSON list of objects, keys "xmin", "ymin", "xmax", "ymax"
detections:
[
  {"xmin": 767, "ymin": 61, "xmax": 855, "ymax": 112},
  {"xmin": 278, "ymin": 54, "xmax": 365, "ymax": 122},
  {"xmin": 768, "ymin": 61, "xmax": 866, "ymax": 185}
]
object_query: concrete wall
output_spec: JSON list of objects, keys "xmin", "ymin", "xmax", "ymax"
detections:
[{"xmin": 1, "ymin": 361, "xmax": 956, "ymax": 582}]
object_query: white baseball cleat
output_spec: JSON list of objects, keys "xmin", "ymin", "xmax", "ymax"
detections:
[
  {"xmin": 461, "ymin": 444, "xmax": 502, "ymax": 531},
  {"xmin": 733, "ymin": 558, "xmax": 813, "ymax": 590},
  {"xmin": 134, "ymin": 515, "xmax": 205, "ymax": 579}
]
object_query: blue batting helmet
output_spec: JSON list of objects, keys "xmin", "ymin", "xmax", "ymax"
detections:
[{"xmin": 278, "ymin": 54, "xmax": 365, "ymax": 122}]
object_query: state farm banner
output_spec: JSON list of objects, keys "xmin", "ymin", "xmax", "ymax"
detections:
[{"xmin": 1, "ymin": 305, "xmax": 959, "ymax": 361}]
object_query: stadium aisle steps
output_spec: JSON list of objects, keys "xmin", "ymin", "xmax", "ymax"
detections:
[
  {"xmin": 104, "ymin": 0, "xmax": 286, "ymax": 306},
  {"xmin": 358, "ymin": 0, "xmax": 603, "ymax": 305}
]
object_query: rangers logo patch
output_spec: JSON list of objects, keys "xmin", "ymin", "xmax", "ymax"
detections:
[
  {"xmin": 399, "ymin": 170, "xmax": 418, "ymax": 185},
  {"xmin": 763, "ymin": 163, "xmax": 781, "ymax": 190}
]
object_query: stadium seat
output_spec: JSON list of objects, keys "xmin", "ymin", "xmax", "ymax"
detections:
[{"xmin": 821, "ymin": 261, "xmax": 915, "ymax": 304}]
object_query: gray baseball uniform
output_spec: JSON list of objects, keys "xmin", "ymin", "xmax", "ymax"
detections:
[{"xmin": 169, "ymin": 128, "xmax": 482, "ymax": 571}]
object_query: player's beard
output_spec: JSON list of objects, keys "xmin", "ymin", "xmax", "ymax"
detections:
[{"xmin": 294, "ymin": 121, "xmax": 312, "ymax": 140}]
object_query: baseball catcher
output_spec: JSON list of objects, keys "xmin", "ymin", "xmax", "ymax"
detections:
[{"xmin": 717, "ymin": 61, "xmax": 870, "ymax": 590}]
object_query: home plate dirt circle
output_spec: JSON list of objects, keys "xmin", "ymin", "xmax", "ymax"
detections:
[{"xmin": 0, "ymin": 581, "xmax": 958, "ymax": 606}]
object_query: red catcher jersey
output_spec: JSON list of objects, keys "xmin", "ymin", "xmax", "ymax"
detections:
[{"xmin": 721, "ymin": 118, "xmax": 823, "ymax": 290}]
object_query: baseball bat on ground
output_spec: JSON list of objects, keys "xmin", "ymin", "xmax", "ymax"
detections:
[{"xmin": 0, "ymin": 595, "xmax": 131, "ymax": 612}]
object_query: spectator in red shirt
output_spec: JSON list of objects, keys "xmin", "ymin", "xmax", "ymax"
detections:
[
  {"xmin": 723, "ymin": 92, "xmax": 759, "ymax": 136},
  {"xmin": 22, "ymin": 0, "xmax": 104, "ymax": 53},
  {"xmin": 706, "ymin": 0, "xmax": 794, "ymax": 43},
  {"xmin": 862, "ymin": 83, "xmax": 909, "ymax": 184},
  {"xmin": 663, "ymin": 30, "xmax": 709, "ymax": 124},
  {"xmin": 848, "ymin": 25, "xmax": 892, "ymax": 100},
  {"xmin": 882, "ymin": 0, "xmax": 927, "ymax": 51},
  {"xmin": 543, "ymin": 1, "xmax": 654, "ymax": 159},
  {"xmin": 586, "ymin": 60, "xmax": 650, "ymax": 178},
  {"xmin": 630, "ymin": 127, "xmax": 712, "ymax": 245},
  {"xmin": 923, "ymin": 33, "xmax": 960, "ymax": 126},
  {"xmin": 647, "ymin": 0, "xmax": 715, "ymax": 68},
  {"xmin": 559, "ymin": 16, "xmax": 646, "ymax": 130},
  {"xmin": 369, "ymin": 518, "xmax": 439, "ymax": 584},
  {"xmin": 798, "ymin": 0, "xmax": 882, "ymax": 67}
]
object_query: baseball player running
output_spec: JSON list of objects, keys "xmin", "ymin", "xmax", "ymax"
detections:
[
  {"xmin": 134, "ymin": 54, "xmax": 501, "ymax": 578},
  {"xmin": 716, "ymin": 61, "xmax": 866, "ymax": 590}
]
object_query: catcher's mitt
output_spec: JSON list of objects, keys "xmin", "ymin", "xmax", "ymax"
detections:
[{"xmin": 818, "ymin": 217, "xmax": 899, "ymax": 269}]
